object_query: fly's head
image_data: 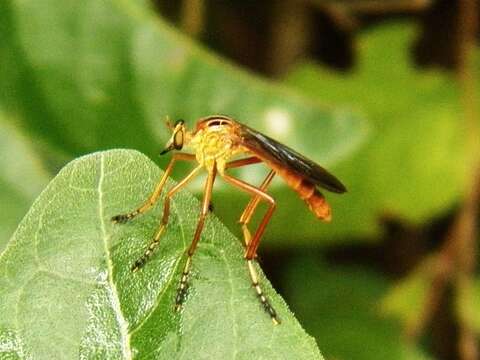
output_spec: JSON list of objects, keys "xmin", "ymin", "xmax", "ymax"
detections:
[{"xmin": 160, "ymin": 119, "xmax": 193, "ymax": 155}]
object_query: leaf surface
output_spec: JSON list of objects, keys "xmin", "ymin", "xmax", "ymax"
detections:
[
  {"xmin": 283, "ymin": 256, "xmax": 432, "ymax": 360},
  {"xmin": 0, "ymin": 149, "xmax": 322, "ymax": 359}
]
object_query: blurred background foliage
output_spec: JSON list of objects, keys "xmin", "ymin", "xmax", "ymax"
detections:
[{"xmin": 1, "ymin": 0, "xmax": 479, "ymax": 359}]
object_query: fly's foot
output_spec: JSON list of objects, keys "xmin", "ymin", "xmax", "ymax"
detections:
[
  {"xmin": 258, "ymin": 290, "xmax": 280, "ymax": 325},
  {"xmin": 111, "ymin": 211, "xmax": 138, "ymax": 224},
  {"xmin": 247, "ymin": 260, "xmax": 280, "ymax": 325},
  {"xmin": 175, "ymin": 257, "xmax": 192, "ymax": 311},
  {"xmin": 174, "ymin": 274, "xmax": 190, "ymax": 311},
  {"xmin": 131, "ymin": 257, "xmax": 146, "ymax": 272},
  {"xmin": 130, "ymin": 226, "xmax": 165, "ymax": 273}
]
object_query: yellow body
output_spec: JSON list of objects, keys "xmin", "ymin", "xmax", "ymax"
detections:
[{"xmin": 187, "ymin": 125, "xmax": 242, "ymax": 175}]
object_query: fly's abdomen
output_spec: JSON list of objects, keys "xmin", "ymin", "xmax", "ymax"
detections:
[
  {"xmin": 278, "ymin": 169, "xmax": 332, "ymax": 222},
  {"xmin": 305, "ymin": 188, "xmax": 331, "ymax": 222}
]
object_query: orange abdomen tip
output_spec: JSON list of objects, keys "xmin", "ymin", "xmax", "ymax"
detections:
[
  {"xmin": 306, "ymin": 190, "xmax": 331, "ymax": 222},
  {"xmin": 279, "ymin": 170, "xmax": 332, "ymax": 222}
]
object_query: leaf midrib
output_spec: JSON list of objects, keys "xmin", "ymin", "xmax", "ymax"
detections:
[{"xmin": 98, "ymin": 153, "xmax": 133, "ymax": 359}]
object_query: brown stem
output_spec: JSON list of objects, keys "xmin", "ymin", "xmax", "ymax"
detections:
[
  {"xmin": 456, "ymin": 0, "xmax": 479, "ymax": 358},
  {"xmin": 267, "ymin": 0, "xmax": 312, "ymax": 76},
  {"xmin": 180, "ymin": 0, "xmax": 206, "ymax": 38},
  {"xmin": 456, "ymin": 166, "xmax": 480, "ymax": 360},
  {"xmin": 405, "ymin": 166, "xmax": 480, "ymax": 353},
  {"xmin": 405, "ymin": 2, "xmax": 479, "ymax": 354},
  {"xmin": 404, "ymin": 223, "xmax": 457, "ymax": 340}
]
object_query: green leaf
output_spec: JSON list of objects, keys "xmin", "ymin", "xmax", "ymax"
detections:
[
  {"xmin": 456, "ymin": 276, "xmax": 480, "ymax": 335},
  {"xmin": 283, "ymin": 256, "xmax": 432, "ymax": 360},
  {"xmin": 0, "ymin": 149, "xmax": 323, "ymax": 359},
  {"xmin": 286, "ymin": 22, "xmax": 476, "ymax": 240},
  {"xmin": 0, "ymin": 114, "xmax": 50, "ymax": 251},
  {"xmin": 0, "ymin": 0, "xmax": 367, "ymax": 246},
  {"xmin": 380, "ymin": 258, "xmax": 432, "ymax": 331}
]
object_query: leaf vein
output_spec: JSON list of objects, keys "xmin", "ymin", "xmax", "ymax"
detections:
[{"xmin": 98, "ymin": 153, "xmax": 133, "ymax": 360}]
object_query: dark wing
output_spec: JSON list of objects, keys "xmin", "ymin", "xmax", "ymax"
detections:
[{"xmin": 238, "ymin": 124, "xmax": 347, "ymax": 193}]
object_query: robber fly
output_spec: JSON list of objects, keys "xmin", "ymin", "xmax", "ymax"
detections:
[{"xmin": 112, "ymin": 115, "xmax": 346, "ymax": 324}]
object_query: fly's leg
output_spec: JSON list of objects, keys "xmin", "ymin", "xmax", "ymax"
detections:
[
  {"xmin": 111, "ymin": 153, "xmax": 196, "ymax": 224},
  {"xmin": 222, "ymin": 172, "xmax": 279, "ymax": 325},
  {"xmin": 175, "ymin": 166, "xmax": 217, "ymax": 310},
  {"xmin": 224, "ymin": 156, "xmax": 262, "ymax": 170},
  {"xmin": 225, "ymin": 157, "xmax": 269, "ymax": 247},
  {"xmin": 131, "ymin": 165, "xmax": 203, "ymax": 272},
  {"xmin": 238, "ymin": 170, "xmax": 275, "ymax": 247}
]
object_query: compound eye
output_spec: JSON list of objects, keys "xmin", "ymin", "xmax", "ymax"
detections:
[{"xmin": 173, "ymin": 128, "xmax": 184, "ymax": 150}]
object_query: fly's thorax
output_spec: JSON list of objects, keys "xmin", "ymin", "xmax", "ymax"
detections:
[{"xmin": 190, "ymin": 127, "xmax": 240, "ymax": 173}]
